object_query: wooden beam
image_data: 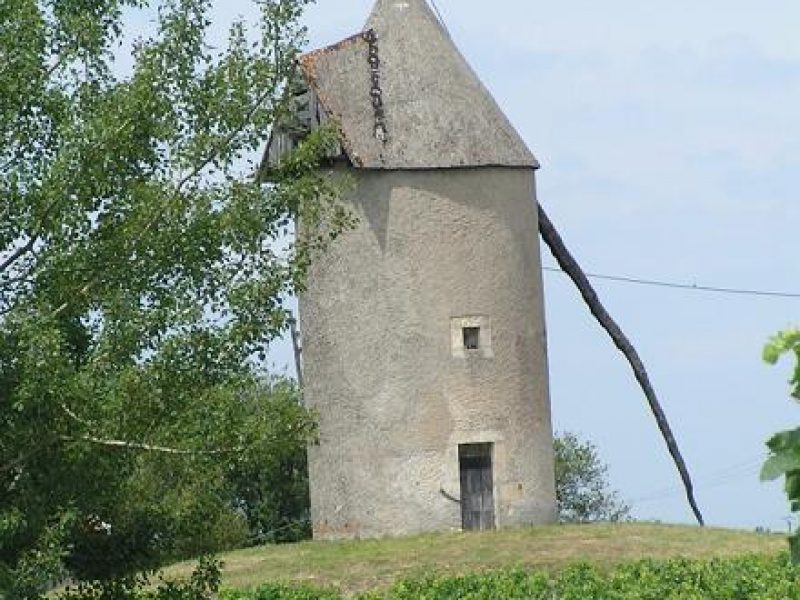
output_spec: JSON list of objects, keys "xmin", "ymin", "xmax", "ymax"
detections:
[{"xmin": 538, "ymin": 203, "xmax": 704, "ymax": 526}]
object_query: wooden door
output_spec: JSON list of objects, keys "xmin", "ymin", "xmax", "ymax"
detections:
[{"xmin": 459, "ymin": 444, "xmax": 495, "ymax": 531}]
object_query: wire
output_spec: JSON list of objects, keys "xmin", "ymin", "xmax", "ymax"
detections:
[
  {"xmin": 542, "ymin": 266, "xmax": 800, "ymax": 299},
  {"xmin": 629, "ymin": 456, "xmax": 766, "ymax": 504},
  {"xmin": 632, "ymin": 467, "xmax": 762, "ymax": 504}
]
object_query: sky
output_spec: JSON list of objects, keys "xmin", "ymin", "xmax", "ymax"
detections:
[{"xmin": 129, "ymin": 0, "xmax": 800, "ymax": 531}]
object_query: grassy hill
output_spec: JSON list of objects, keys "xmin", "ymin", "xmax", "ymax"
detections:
[{"xmin": 163, "ymin": 523, "xmax": 785, "ymax": 595}]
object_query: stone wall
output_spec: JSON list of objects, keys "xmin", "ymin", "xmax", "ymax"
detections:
[{"xmin": 301, "ymin": 166, "xmax": 556, "ymax": 539}]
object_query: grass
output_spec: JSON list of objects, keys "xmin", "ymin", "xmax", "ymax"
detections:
[{"xmin": 162, "ymin": 523, "xmax": 786, "ymax": 595}]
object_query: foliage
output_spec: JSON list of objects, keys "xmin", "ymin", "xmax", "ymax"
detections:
[
  {"xmin": 216, "ymin": 554, "xmax": 800, "ymax": 599},
  {"xmin": 56, "ymin": 556, "xmax": 221, "ymax": 600},
  {"xmin": 62, "ymin": 377, "xmax": 315, "ymax": 581},
  {"xmin": 762, "ymin": 328, "xmax": 800, "ymax": 562},
  {"xmin": 162, "ymin": 523, "xmax": 782, "ymax": 593},
  {"xmin": 223, "ymin": 584, "xmax": 341, "ymax": 600},
  {"xmin": 0, "ymin": 511, "xmax": 74, "ymax": 598},
  {"xmin": 553, "ymin": 432, "xmax": 630, "ymax": 523},
  {"xmin": 0, "ymin": 0, "xmax": 348, "ymax": 591},
  {"xmin": 224, "ymin": 379, "xmax": 313, "ymax": 545}
]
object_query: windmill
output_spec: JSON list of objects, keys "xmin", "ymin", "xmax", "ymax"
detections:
[{"xmin": 263, "ymin": 0, "xmax": 703, "ymax": 538}]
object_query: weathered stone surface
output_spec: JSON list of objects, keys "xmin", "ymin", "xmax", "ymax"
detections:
[
  {"xmin": 302, "ymin": 168, "xmax": 556, "ymax": 539},
  {"xmin": 299, "ymin": 0, "xmax": 537, "ymax": 170}
]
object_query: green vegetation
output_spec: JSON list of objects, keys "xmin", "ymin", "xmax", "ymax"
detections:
[
  {"xmin": 554, "ymin": 432, "xmax": 630, "ymax": 523},
  {"xmin": 163, "ymin": 524, "xmax": 784, "ymax": 594},
  {"xmin": 55, "ymin": 557, "xmax": 221, "ymax": 600},
  {"xmin": 762, "ymin": 328, "xmax": 800, "ymax": 561},
  {"xmin": 0, "ymin": 0, "xmax": 346, "ymax": 593},
  {"xmin": 216, "ymin": 555, "xmax": 800, "ymax": 600}
]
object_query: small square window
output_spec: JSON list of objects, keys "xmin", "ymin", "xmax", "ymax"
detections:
[
  {"xmin": 463, "ymin": 327, "xmax": 480, "ymax": 350},
  {"xmin": 451, "ymin": 316, "xmax": 492, "ymax": 359}
]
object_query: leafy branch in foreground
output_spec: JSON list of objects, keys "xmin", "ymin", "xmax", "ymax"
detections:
[
  {"xmin": 761, "ymin": 328, "xmax": 800, "ymax": 562},
  {"xmin": 1, "ymin": 0, "xmax": 349, "ymax": 592}
]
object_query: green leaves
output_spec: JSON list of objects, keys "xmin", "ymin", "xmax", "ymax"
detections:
[
  {"xmin": 761, "ymin": 429, "xmax": 800, "ymax": 481},
  {"xmin": 760, "ymin": 453, "xmax": 800, "ymax": 482},
  {"xmin": 218, "ymin": 555, "xmax": 800, "ymax": 600},
  {"xmin": 1, "ymin": 0, "xmax": 349, "ymax": 589},
  {"xmin": 764, "ymin": 329, "xmax": 800, "ymax": 403},
  {"xmin": 554, "ymin": 432, "xmax": 630, "ymax": 523},
  {"xmin": 55, "ymin": 556, "xmax": 222, "ymax": 600},
  {"xmin": 764, "ymin": 328, "xmax": 800, "ymax": 365},
  {"xmin": 763, "ymin": 328, "xmax": 800, "ymax": 562}
]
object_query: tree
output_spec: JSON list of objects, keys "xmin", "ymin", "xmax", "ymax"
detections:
[
  {"xmin": 761, "ymin": 328, "xmax": 800, "ymax": 562},
  {"xmin": 223, "ymin": 378, "xmax": 314, "ymax": 546},
  {"xmin": 0, "ymin": 0, "xmax": 347, "ymax": 592},
  {"xmin": 554, "ymin": 432, "xmax": 630, "ymax": 523}
]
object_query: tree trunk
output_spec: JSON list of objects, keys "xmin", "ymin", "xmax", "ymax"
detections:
[{"xmin": 538, "ymin": 204, "xmax": 704, "ymax": 526}]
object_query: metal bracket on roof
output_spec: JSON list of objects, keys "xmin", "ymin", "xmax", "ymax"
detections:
[{"xmin": 363, "ymin": 29, "xmax": 388, "ymax": 143}]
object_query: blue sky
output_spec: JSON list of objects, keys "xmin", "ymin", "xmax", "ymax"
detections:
[{"xmin": 129, "ymin": 0, "xmax": 800, "ymax": 531}]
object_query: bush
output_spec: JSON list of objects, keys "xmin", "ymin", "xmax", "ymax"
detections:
[
  {"xmin": 219, "ymin": 553, "xmax": 800, "ymax": 599},
  {"xmin": 222, "ymin": 584, "xmax": 341, "ymax": 600},
  {"xmin": 55, "ymin": 556, "xmax": 221, "ymax": 600},
  {"xmin": 365, "ymin": 570, "xmax": 551, "ymax": 600},
  {"xmin": 762, "ymin": 328, "xmax": 800, "ymax": 561},
  {"xmin": 554, "ymin": 432, "xmax": 630, "ymax": 523}
]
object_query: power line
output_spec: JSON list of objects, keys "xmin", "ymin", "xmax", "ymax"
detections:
[
  {"xmin": 542, "ymin": 266, "xmax": 800, "ymax": 299},
  {"xmin": 629, "ymin": 456, "xmax": 766, "ymax": 504}
]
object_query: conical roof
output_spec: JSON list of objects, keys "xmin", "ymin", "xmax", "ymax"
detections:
[{"xmin": 299, "ymin": 0, "xmax": 537, "ymax": 170}]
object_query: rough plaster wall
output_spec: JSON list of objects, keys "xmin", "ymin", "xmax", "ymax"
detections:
[{"xmin": 301, "ymin": 167, "xmax": 556, "ymax": 540}]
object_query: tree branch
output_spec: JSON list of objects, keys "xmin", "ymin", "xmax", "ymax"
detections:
[
  {"xmin": 61, "ymin": 402, "xmax": 92, "ymax": 427},
  {"xmin": 0, "ymin": 191, "xmax": 68, "ymax": 292},
  {"xmin": 176, "ymin": 81, "xmax": 282, "ymax": 192},
  {"xmin": 50, "ymin": 72, "xmax": 286, "ymax": 322},
  {"xmin": 537, "ymin": 203, "xmax": 705, "ymax": 526},
  {"xmin": 0, "ymin": 440, "xmax": 56, "ymax": 475},
  {"xmin": 59, "ymin": 403, "xmax": 241, "ymax": 456},
  {"xmin": 0, "ymin": 237, "xmax": 37, "ymax": 276},
  {"xmin": 62, "ymin": 435, "xmax": 241, "ymax": 456}
]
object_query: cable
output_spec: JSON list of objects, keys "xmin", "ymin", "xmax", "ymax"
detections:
[
  {"xmin": 632, "ymin": 468, "xmax": 762, "ymax": 504},
  {"xmin": 629, "ymin": 456, "xmax": 766, "ymax": 504},
  {"xmin": 543, "ymin": 266, "xmax": 800, "ymax": 299}
]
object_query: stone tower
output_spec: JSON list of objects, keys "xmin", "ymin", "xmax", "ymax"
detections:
[{"xmin": 267, "ymin": 0, "xmax": 556, "ymax": 539}]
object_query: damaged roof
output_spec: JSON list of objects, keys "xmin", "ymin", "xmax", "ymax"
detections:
[{"xmin": 298, "ymin": 0, "xmax": 538, "ymax": 170}]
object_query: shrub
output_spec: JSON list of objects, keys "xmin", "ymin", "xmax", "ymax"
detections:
[
  {"xmin": 218, "ymin": 553, "xmax": 800, "ymax": 600},
  {"xmin": 55, "ymin": 556, "xmax": 221, "ymax": 600},
  {"xmin": 222, "ymin": 583, "xmax": 341, "ymax": 600},
  {"xmin": 554, "ymin": 431, "xmax": 630, "ymax": 523}
]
